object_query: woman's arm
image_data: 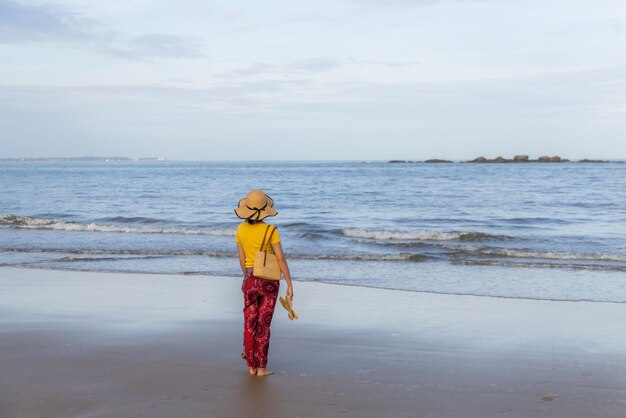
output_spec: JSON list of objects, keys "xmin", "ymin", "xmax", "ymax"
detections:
[
  {"xmin": 271, "ymin": 242, "xmax": 293, "ymax": 299},
  {"xmin": 237, "ymin": 242, "xmax": 247, "ymax": 275}
]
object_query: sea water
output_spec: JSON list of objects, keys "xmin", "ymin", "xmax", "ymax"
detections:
[{"xmin": 1, "ymin": 161, "xmax": 625, "ymax": 302}]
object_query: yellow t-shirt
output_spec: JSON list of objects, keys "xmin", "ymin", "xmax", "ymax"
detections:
[{"xmin": 235, "ymin": 222, "xmax": 281, "ymax": 268}]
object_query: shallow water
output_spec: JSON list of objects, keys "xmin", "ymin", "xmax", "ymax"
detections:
[{"xmin": 1, "ymin": 160, "xmax": 625, "ymax": 301}]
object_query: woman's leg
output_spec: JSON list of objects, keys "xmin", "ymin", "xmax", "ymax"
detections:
[
  {"xmin": 253, "ymin": 279, "xmax": 280, "ymax": 375},
  {"xmin": 242, "ymin": 276, "xmax": 262, "ymax": 372}
]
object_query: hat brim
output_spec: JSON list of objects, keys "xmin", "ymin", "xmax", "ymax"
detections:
[{"xmin": 234, "ymin": 196, "xmax": 278, "ymax": 220}]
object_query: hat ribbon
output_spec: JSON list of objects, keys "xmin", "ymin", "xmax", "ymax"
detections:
[{"xmin": 245, "ymin": 202, "xmax": 267, "ymax": 221}]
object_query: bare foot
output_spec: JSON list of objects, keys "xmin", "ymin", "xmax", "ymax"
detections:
[
  {"xmin": 256, "ymin": 368, "xmax": 274, "ymax": 377},
  {"xmin": 248, "ymin": 367, "xmax": 258, "ymax": 376}
]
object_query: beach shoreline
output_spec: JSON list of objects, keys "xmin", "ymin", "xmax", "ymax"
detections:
[{"xmin": 1, "ymin": 267, "xmax": 625, "ymax": 418}]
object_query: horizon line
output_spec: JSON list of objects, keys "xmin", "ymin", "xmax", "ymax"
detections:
[{"xmin": 2, "ymin": 156, "xmax": 626, "ymax": 163}]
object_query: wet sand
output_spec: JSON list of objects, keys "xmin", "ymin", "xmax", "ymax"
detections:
[{"xmin": 1, "ymin": 267, "xmax": 625, "ymax": 418}]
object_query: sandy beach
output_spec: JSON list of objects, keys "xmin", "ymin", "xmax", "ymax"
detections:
[{"xmin": 1, "ymin": 267, "xmax": 625, "ymax": 418}]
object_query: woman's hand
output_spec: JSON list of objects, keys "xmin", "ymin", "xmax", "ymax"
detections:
[{"xmin": 272, "ymin": 242, "xmax": 294, "ymax": 300}]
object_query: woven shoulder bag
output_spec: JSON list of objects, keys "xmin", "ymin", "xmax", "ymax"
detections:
[{"xmin": 253, "ymin": 225, "xmax": 281, "ymax": 280}]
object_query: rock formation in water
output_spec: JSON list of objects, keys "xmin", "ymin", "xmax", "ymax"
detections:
[
  {"xmin": 466, "ymin": 155, "xmax": 566, "ymax": 163},
  {"xmin": 387, "ymin": 156, "xmax": 615, "ymax": 164}
]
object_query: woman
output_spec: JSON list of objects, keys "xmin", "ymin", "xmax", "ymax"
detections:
[{"xmin": 234, "ymin": 189, "xmax": 294, "ymax": 376}]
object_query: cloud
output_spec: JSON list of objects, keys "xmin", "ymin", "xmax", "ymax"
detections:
[
  {"xmin": 105, "ymin": 34, "xmax": 202, "ymax": 59},
  {"xmin": 217, "ymin": 57, "xmax": 342, "ymax": 79},
  {"xmin": 0, "ymin": 0, "xmax": 90, "ymax": 43},
  {"xmin": 352, "ymin": 59, "xmax": 421, "ymax": 68},
  {"xmin": 2, "ymin": 64, "xmax": 625, "ymax": 159},
  {"xmin": 345, "ymin": 0, "xmax": 484, "ymax": 7},
  {"xmin": 0, "ymin": 79, "xmax": 311, "ymax": 116},
  {"xmin": 287, "ymin": 57, "xmax": 341, "ymax": 72},
  {"xmin": 348, "ymin": 0, "xmax": 439, "ymax": 5},
  {"xmin": 224, "ymin": 62, "xmax": 277, "ymax": 77},
  {"xmin": 0, "ymin": 0, "xmax": 202, "ymax": 58},
  {"xmin": 4, "ymin": 65, "xmax": 621, "ymax": 123}
]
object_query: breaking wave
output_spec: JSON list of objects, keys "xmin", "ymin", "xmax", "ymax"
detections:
[
  {"xmin": 0, "ymin": 215, "xmax": 235, "ymax": 236},
  {"xmin": 448, "ymin": 245, "xmax": 626, "ymax": 263},
  {"xmin": 0, "ymin": 247, "xmax": 429, "ymax": 263},
  {"xmin": 342, "ymin": 228, "xmax": 502, "ymax": 241},
  {"xmin": 453, "ymin": 259, "xmax": 626, "ymax": 272},
  {"xmin": 0, "ymin": 247, "xmax": 235, "ymax": 257}
]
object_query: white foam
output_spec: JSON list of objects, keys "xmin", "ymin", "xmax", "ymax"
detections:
[
  {"xmin": 296, "ymin": 253, "xmax": 428, "ymax": 262},
  {"xmin": 0, "ymin": 215, "xmax": 235, "ymax": 236},
  {"xmin": 342, "ymin": 228, "xmax": 465, "ymax": 241},
  {"xmin": 453, "ymin": 245, "xmax": 626, "ymax": 262}
]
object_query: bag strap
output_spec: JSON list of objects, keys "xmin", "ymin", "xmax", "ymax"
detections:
[
  {"xmin": 258, "ymin": 225, "xmax": 278, "ymax": 267},
  {"xmin": 265, "ymin": 227, "xmax": 276, "ymax": 253},
  {"xmin": 259, "ymin": 225, "xmax": 271, "ymax": 253}
]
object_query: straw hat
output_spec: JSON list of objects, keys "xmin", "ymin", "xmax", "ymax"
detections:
[{"xmin": 234, "ymin": 189, "xmax": 278, "ymax": 222}]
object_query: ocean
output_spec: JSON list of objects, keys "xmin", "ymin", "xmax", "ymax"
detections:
[{"xmin": 1, "ymin": 160, "xmax": 625, "ymax": 302}]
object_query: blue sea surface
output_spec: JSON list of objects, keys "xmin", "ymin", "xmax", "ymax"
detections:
[{"xmin": 1, "ymin": 161, "xmax": 625, "ymax": 302}]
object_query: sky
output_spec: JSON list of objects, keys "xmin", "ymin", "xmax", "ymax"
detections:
[{"xmin": 0, "ymin": 0, "xmax": 625, "ymax": 161}]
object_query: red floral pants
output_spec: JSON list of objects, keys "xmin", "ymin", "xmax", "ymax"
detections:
[{"xmin": 242, "ymin": 271, "xmax": 280, "ymax": 368}]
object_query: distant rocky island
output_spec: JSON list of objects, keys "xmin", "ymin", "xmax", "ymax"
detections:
[
  {"xmin": 389, "ymin": 155, "xmax": 614, "ymax": 164},
  {"xmin": 468, "ymin": 155, "xmax": 570, "ymax": 163},
  {"xmin": 0, "ymin": 156, "xmax": 168, "ymax": 162}
]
